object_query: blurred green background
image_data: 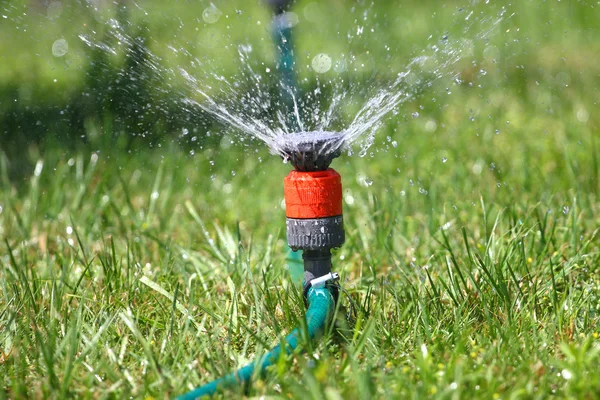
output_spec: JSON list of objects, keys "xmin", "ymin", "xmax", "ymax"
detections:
[{"xmin": 1, "ymin": 0, "xmax": 598, "ymax": 154}]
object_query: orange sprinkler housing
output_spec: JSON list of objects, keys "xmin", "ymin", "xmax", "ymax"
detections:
[
  {"xmin": 284, "ymin": 169, "xmax": 343, "ymax": 219},
  {"xmin": 284, "ymin": 167, "xmax": 345, "ymax": 254}
]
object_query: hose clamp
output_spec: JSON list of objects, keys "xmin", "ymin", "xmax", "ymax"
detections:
[
  {"xmin": 303, "ymin": 272, "xmax": 339, "ymax": 306},
  {"xmin": 310, "ymin": 272, "xmax": 339, "ymax": 288}
]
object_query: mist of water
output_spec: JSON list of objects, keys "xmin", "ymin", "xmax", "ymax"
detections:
[{"xmin": 79, "ymin": 2, "xmax": 510, "ymax": 161}]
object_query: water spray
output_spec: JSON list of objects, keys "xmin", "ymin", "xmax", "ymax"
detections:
[{"xmin": 176, "ymin": 1, "xmax": 346, "ymax": 397}]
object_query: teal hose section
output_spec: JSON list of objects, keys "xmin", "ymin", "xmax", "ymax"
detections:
[
  {"xmin": 177, "ymin": 286, "xmax": 334, "ymax": 400},
  {"xmin": 272, "ymin": 15, "xmax": 300, "ymax": 131}
]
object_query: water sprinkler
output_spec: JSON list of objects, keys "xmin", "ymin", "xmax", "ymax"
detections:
[
  {"xmin": 281, "ymin": 132, "xmax": 345, "ymax": 281},
  {"xmin": 177, "ymin": 133, "xmax": 345, "ymax": 399},
  {"xmin": 176, "ymin": 2, "xmax": 346, "ymax": 398}
]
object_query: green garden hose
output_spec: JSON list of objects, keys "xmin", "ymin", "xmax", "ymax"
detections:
[{"xmin": 176, "ymin": 286, "xmax": 334, "ymax": 399}]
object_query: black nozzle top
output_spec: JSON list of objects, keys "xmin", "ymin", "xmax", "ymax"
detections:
[{"xmin": 278, "ymin": 132, "xmax": 344, "ymax": 171}]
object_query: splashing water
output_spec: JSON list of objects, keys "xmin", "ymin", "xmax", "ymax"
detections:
[{"xmin": 79, "ymin": 3, "xmax": 510, "ymax": 161}]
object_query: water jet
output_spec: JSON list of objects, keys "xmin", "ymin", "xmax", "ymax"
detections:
[{"xmin": 176, "ymin": 4, "xmax": 345, "ymax": 399}]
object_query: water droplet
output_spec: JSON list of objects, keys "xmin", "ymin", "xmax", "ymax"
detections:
[
  {"xmin": 442, "ymin": 157, "xmax": 448, "ymax": 163},
  {"xmin": 483, "ymin": 45, "xmax": 500, "ymax": 62},
  {"xmin": 365, "ymin": 178, "xmax": 373, "ymax": 186},
  {"xmin": 311, "ymin": 53, "xmax": 332, "ymax": 73},
  {"xmin": 577, "ymin": 108, "xmax": 589, "ymax": 123},
  {"xmin": 425, "ymin": 120, "xmax": 437, "ymax": 132},
  {"xmin": 66, "ymin": 226, "xmax": 73, "ymax": 235},
  {"xmin": 231, "ymin": 170, "xmax": 236, "ymax": 176},
  {"xmin": 333, "ymin": 59, "xmax": 347, "ymax": 73},
  {"xmin": 411, "ymin": 112, "xmax": 420, "ymax": 118},
  {"xmin": 107, "ymin": 18, "xmax": 120, "ymax": 30},
  {"xmin": 563, "ymin": 206, "xmax": 569, "ymax": 214},
  {"xmin": 202, "ymin": 4, "xmax": 222, "ymax": 24},
  {"xmin": 495, "ymin": 129, "xmax": 500, "ymax": 134},
  {"xmin": 47, "ymin": 2, "xmax": 63, "ymax": 19},
  {"xmin": 561, "ymin": 369, "xmax": 572, "ymax": 380},
  {"xmin": 52, "ymin": 38, "xmax": 68, "ymax": 57},
  {"xmin": 391, "ymin": 141, "xmax": 398, "ymax": 148}
]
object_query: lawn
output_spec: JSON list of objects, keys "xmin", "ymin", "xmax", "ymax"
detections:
[{"xmin": 1, "ymin": 0, "xmax": 599, "ymax": 399}]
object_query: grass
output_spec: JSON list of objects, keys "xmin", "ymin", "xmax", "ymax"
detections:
[
  {"xmin": 1, "ymin": 0, "xmax": 600, "ymax": 399},
  {"xmin": 1, "ymin": 109, "xmax": 599, "ymax": 399}
]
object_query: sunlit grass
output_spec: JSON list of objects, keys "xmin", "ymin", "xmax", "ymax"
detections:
[{"xmin": 1, "ymin": 78, "xmax": 599, "ymax": 398}]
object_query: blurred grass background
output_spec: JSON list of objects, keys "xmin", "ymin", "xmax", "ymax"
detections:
[
  {"xmin": 1, "ymin": 0, "xmax": 600, "ymax": 399},
  {"xmin": 1, "ymin": 0, "xmax": 598, "ymax": 154}
]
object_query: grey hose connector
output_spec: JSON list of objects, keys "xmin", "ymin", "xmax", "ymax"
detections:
[{"xmin": 303, "ymin": 249, "xmax": 334, "ymax": 277}]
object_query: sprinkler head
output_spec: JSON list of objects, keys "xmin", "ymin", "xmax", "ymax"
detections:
[
  {"xmin": 281, "ymin": 132, "xmax": 346, "ymax": 277},
  {"xmin": 278, "ymin": 132, "xmax": 344, "ymax": 172}
]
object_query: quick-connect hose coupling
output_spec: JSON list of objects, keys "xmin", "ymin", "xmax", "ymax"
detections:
[
  {"xmin": 284, "ymin": 169, "xmax": 345, "ymax": 252},
  {"xmin": 284, "ymin": 168, "xmax": 345, "ymax": 278}
]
